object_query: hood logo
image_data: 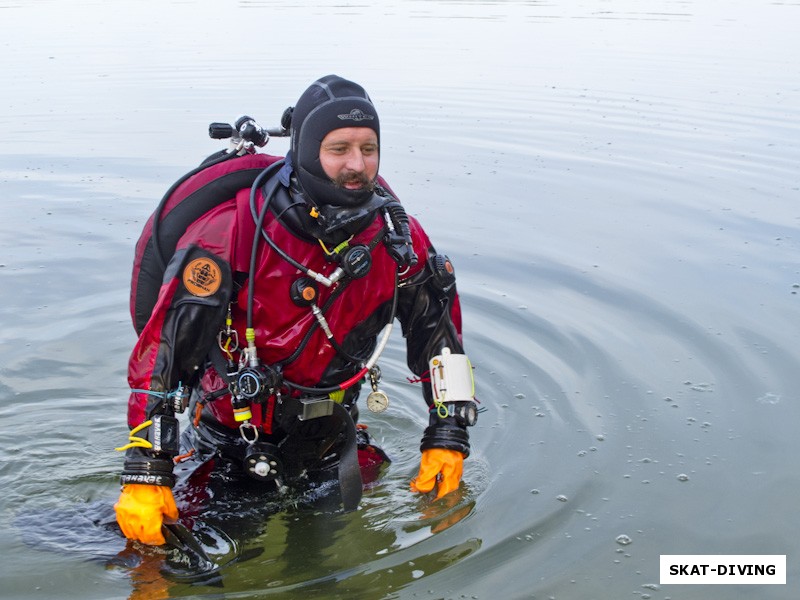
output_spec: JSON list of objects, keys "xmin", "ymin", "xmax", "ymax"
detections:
[{"xmin": 337, "ymin": 108, "xmax": 375, "ymax": 122}]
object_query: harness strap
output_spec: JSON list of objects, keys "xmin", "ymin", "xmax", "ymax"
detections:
[{"xmin": 333, "ymin": 401, "xmax": 362, "ymax": 511}]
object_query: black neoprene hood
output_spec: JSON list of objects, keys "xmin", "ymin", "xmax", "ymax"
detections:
[{"xmin": 290, "ymin": 74, "xmax": 381, "ymax": 207}]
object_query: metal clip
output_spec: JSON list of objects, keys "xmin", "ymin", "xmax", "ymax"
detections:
[
  {"xmin": 366, "ymin": 365, "xmax": 389, "ymax": 413},
  {"xmin": 368, "ymin": 365, "xmax": 382, "ymax": 392},
  {"xmin": 239, "ymin": 422, "xmax": 259, "ymax": 445},
  {"xmin": 217, "ymin": 305, "xmax": 240, "ymax": 360}
]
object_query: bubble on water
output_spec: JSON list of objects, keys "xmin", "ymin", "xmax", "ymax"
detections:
[
  {"xmin": 616, "ymin": 534, "xmax": 632, "ymax": 545},
  {"xmin": 577, "ymin": 450, "xmax": 587, "ymax": 457},
  {"xmin": 556, "ymin": 494, "xmax": 568, "ymax": 502},
  {"xmin": 514, "ymin": 393, "xmax": 525, "ymax": 399},
  {"xmin": 530, "ymin": 489, "xmax": 540, "ymax": 495},
  {"xmin": 757, "ymin": 393, "xmax": 780, "ymax": 405},
  {"xmin": 642, "ymin": 583, "xmax": 660, "ymax": 591},
  {"xmin": 677, "ymin": 473, "xmax": 689, "ymax": 482},
  {"xmin": 596, "ymin": 434, "xmax": 605, "ymax": 441}
]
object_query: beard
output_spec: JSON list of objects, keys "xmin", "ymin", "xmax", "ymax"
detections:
[{"xmin": 332, "ymin": 170, "xmax": 376, "ymax": 192}]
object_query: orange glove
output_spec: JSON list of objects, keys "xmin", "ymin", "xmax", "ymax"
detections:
[
  {"xmin": 114, "ymin": 483, "xmax": 178, "ymax": 545},
  {"xmin": 410, "ymin": 448, "xmax": 464, "ymax": 499}
]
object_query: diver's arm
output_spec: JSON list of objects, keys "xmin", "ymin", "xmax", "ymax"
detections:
[
  {"xmin": 115, "ymin": 244, "xmax": 232, "ymax": 545},
  {"xmin": 397, "ymin": 238, "xmax": 476, "ymax": 499},
  {"xmin": 397, "ymin": 246, "xmax": 471, "ymax": 459}
]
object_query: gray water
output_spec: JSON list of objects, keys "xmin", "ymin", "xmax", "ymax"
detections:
[{"xmin": 1, "ymin": 1, "xmax": 798, "ymax": 599}]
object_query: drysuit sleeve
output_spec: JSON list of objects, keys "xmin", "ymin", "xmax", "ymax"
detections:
[
  {"xmin": 396, "ymin": 220, "xmax": 470, "ymax": 457},
  {"xmin": 121, "ymin": 243, "xmax": 234, "ymax": 486}
]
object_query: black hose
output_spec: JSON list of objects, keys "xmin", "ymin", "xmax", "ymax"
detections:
[
  {"xmin": 248, "ymin": 166, "xmax": 310, "ymax": 277},
  {"xmin": 383, "ymin": 201, "xmax": 418, "ymax": 268},
  {"xmin": 244, "ymin": 169, "xmax": 400, "ymax": 395},
  {"xmin": 246, "ymin": 164, "xmax": 283, "ymax": 330},
  {"xmin": 276, "ymin": 223, "xmax": 390, "ymax": 368},
  {"xmin": 284, "ymin": 268, "xmax": 400, "ymax": 395}
]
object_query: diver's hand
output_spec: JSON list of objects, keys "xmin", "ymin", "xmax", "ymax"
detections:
[
  {"xmin": 410, "ymin": 448, "xmax": 464, "ymax": 499},
  {"xmin": 114, "ymin": 484, "xmax": 178, "ymax": 545}
]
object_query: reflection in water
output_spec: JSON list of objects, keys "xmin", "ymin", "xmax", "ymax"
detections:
[
  {"xmin": 16, "ymin": 475, "xmax": 478, "ymax": 598},
  {"xmin": 1, "ymin": 0, "xmax": 799, "ymax": 598}
]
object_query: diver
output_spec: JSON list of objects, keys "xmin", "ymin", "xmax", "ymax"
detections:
[{"xmin": 114, "ymin": 75, "xmax": 479, "ymax": 546}]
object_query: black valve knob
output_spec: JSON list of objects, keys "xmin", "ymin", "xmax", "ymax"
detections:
[{"xmin": 209, "ymin": 122, "xmax": 235, "ymax": 139}]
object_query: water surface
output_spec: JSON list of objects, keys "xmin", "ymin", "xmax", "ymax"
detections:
[{"xmin": 1, "ymin": 1, "xmax": 798, "ymax": 599}]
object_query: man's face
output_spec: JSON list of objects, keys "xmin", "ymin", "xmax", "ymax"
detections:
[{"xmin": 319, "ymin": 127, "xmax": 379, "ymax": 192}]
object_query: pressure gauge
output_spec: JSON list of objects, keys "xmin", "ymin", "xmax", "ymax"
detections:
[{"xmin": 366, "ymin": 390, "xmax": 389, "ymax": 413}]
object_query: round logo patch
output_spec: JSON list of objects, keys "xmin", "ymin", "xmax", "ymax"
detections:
[{"xmin": 183, "ymin": 257, "xmax": 222, "ymax": 297}]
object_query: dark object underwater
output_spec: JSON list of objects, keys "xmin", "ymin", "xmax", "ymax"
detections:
[{"xmin": 161, "ymin": 521, "xmax": 216, "ymax": 572}]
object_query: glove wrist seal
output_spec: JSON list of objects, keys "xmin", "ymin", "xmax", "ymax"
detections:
[
  {"xmin": 420, "ymin": 422, "xmax": 470, "ymax": 457},
  {"xmin": 121, "ymin": 456, "xmax": 176, "ymax": 488}
]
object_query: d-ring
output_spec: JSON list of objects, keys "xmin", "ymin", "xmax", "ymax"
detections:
[{"xmin": 239, "ymin": 422, "xmax": 259, "ymax": 444}]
